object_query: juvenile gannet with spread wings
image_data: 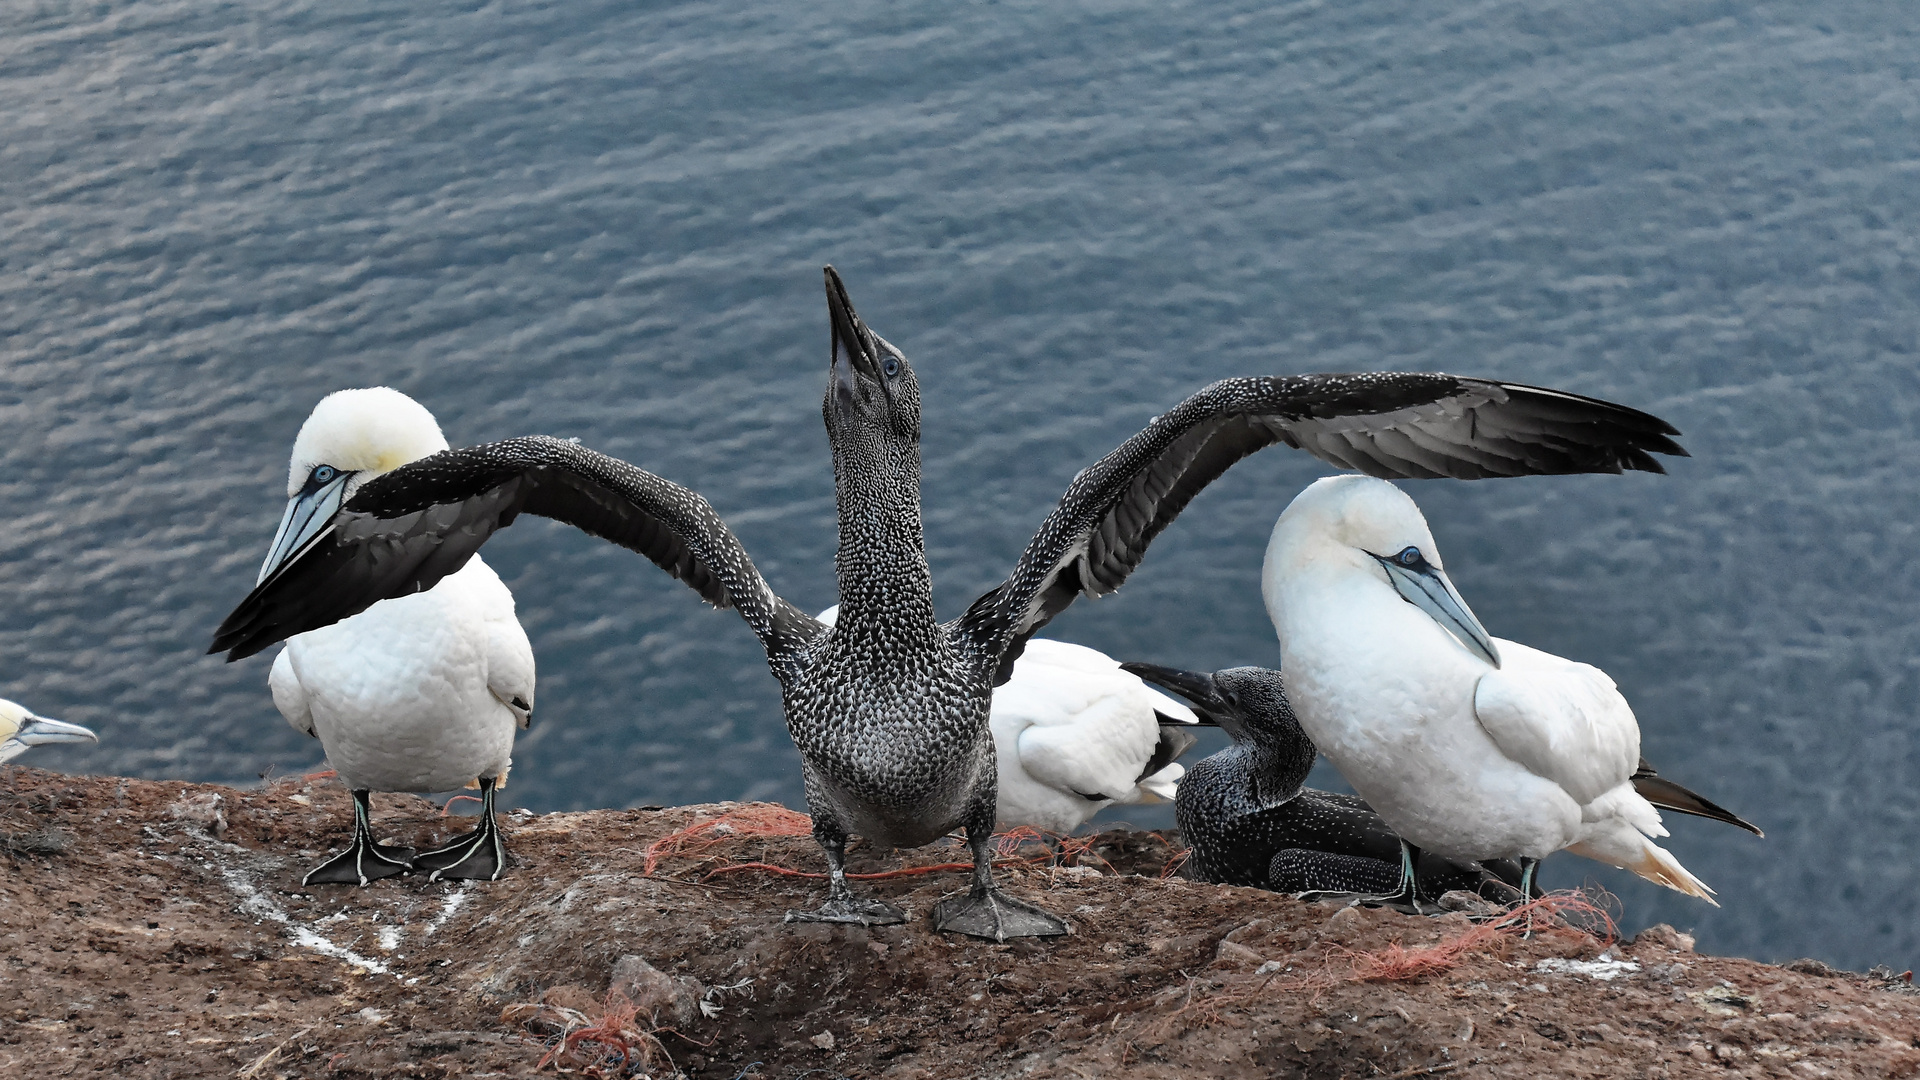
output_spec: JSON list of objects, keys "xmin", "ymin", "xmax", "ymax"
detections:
[{"xmin": 212, "ymin": 267, "xmax": 1685, "ymax": 939}]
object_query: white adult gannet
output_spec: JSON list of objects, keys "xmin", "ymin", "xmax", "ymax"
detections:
[
  {"xmin": 257, "ymin": 388, "xmax": 535, "ymax": 886},
  {"xmin": 816, "ymin": 606, "xmax": 1198, "ymax": 833},
  {"xmin": 1263, "ymin": 474, "xmax": 1731, "ymax": 906},
  {"xmin": 0, "ymin": 700, "xmax": 96, "ymax": 764}
]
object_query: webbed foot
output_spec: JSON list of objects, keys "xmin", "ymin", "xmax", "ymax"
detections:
[
  {"xmin": 933, "ymin": 888, "xmax": 1068, "ymax": 941},
  {"xmin": 303, "ymin": 788, "xmax": 414, "ymax": 887},
  {"xmin": 785, "ymin": 897, "xmax": 908, "ymax": 926},
  {"xmin": 414, "ymin": 778, "xmax": 507, "ymax": 882},
  {"xmin": 302, "ymin": 839, "xmax": 414, "ymax": 887},
  {"xmin": 414, "ymin": 825, "xmax": 505, "ymax": 881}
]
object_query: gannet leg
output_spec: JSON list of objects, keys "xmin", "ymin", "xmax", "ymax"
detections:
[
  {"xmin": 784, "ymin": 810, "xmax": 907, "ymax": 927},
  {"xmin": 414, "ymin": 776, "xmax": 509, "ymax": 882},
  {"xmin": 303, "ymin": 789, "xmax": 415, "ymax": 887},
  {"xmin": 932, "ymin": 801, "xmax": 1068, "ymax": 942}
]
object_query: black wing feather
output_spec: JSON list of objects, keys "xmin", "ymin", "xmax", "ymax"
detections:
[
  {"xmin": 210, "ymin": 437, "xmax": 820, "ymax": 664},
  {"xmin": 954, "ymin": 373, "xmax": 1685, "ymax": 685}
]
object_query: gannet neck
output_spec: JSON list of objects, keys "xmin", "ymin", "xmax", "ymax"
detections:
[{"xmin": 823, "ymin": 299, "xmax": 938, "ymax": 639}]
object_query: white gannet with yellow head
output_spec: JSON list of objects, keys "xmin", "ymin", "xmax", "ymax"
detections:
[
  {"xmin": 0, "ymin": 700, "xmax": 97, "ymax": 764},
  {"xmin": 257, "ymin": 387, "xmax": 534, "ymax": 886},
  {"xmin": 1263, "ymin": 474, "xmax": 1723, "ymax": 907}
]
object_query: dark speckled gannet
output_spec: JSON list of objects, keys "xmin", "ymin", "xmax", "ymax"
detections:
[
  {"xmin": 1262, "ymin": 475, "xmax": 1760, "ymax": 910},
  {"xmin": 210, "ymin": 268, "xmax": 1686, "ymax": 939},
  {"xmin": 817, "ymin": 604, "xmax": 1201, "ymax": 834},
  {"xmin": 1120, "ymin": 662, "xmax": 1530, "ymax": 903},
  {"xmin": 250, "ymin": 388, "xmax": 535, "ymax": 887},
  {"xmin": 0, "ymin": 701, "xmax": 96, "ymax": 764}
]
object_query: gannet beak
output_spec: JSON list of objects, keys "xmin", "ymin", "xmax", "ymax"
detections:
[
  {"xmin": 1119, "ymin": 663, "xmax": 1244, "ymax": 738},
  {"xmin": 1375, "ymin": 556, "xmax": 1502, "ymax": 669},
  {"xmin": 257, "ymin": 470, "xmax": 354, "ymax": 585},
  {"xmin": 0, "ymin": 714, "xmax": 98, "ymax": 763},
  {"xmin": 825, "ymin": 265, "xmax": 883, "ymax": 387}
]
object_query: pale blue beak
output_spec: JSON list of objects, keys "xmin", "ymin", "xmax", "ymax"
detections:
[
  {"xmin": 257, "ymin": 472, "xmax": 353, "ymax": 585},
  {"xmin": 0, "ymin": 715, "xmax": 98, "ymax": 763},
  {"xmin": 1377, "ymin": 557, "xmax": 1501, "ymax": 669}
]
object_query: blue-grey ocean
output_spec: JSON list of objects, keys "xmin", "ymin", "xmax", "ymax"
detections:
[{"xmin": 3, "ymin": 1, "xmax": 1913, "ymax": 970}]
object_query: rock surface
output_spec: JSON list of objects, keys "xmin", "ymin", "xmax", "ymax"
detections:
[{"xmin": 2, "ymin": 766, "xmax": 1916, "ymax": 1078}]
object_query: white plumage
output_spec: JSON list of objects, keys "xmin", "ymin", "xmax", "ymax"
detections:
[
  {"xmin": 988, "ymin": 638, "xmax": 1198, "ymax": 833},
  {"xmin": 260, "ymin": 387, "xmax": 534, "ymax": 885},
  {"xmin": 815, "ymin": 607, "xmax": 1196, "ymax": 833},
  {"xmin": 272, "ymin": 557, "xmax": 531, "ymax": 794},
  {"xmin": 1262, "ymin": 474, "xmax": 1714, "ymax": 902}
]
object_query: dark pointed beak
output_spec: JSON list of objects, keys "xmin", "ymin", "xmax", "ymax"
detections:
[
  {"xmin": 824, "ymin": 265, "xmax": 883, "ymax": 387},
  {"xmin": 1121, "ymin": 662, "xmax": 1241, "ymax": 736}
]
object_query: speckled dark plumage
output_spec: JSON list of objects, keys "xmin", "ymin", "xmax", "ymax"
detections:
[
  {"xmin": 1125, "ymin": 664, "xmax": 1525, "ymax": 902},
  {"xmin": 211, "ymin": 267, "xmax": 1687, "ymax": 935}
]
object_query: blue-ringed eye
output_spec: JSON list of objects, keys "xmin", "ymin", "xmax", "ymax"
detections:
[
  {"xmin": 312, "ymin": 465, "xmax": 338, "ymax": 484},
  {"xmin": 883, "ymin": 356, "xmax": 900, "ymax": 377},
  {"xmin": 1395, "ymin": 546, "xmax": 1422, "ymax": 566}
]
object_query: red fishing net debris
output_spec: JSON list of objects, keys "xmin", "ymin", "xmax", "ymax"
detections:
[
  {"xmin": 1340, "ymin": 891, "xmax": 1618, "ymax": 983},
  {"xmin": 639, "ymin": 805, "xmax": 814, "ymax": 877}
]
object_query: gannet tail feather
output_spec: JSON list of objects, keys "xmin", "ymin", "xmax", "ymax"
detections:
[
  {"xmin": 1567, "ymin": 828, "xmax": 1719, "ymax": 905},
  {"xmin": 1631, "ymin": 759, "xmax": 1764, "ymax": 837}
]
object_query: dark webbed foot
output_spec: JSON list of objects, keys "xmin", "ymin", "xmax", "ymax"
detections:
[
  {"xmin": 303, "ymin": 840, "xmax": 415, "ymax": 886},
  {"xmin": 933, "ymin": 887, "xmax": 1068, "ymax": 941},
  {"xmin": 1293, "ymin": 839, "xmax": 1426, "ymax": 914},
  {"xmin": 303, "ymin": 789, "xmax": 413, "ymax": 887},
  {"xmin": 414, "ymin": 777, "xmax": 508, "ymax": 882},
  {"xmin": 784, "ymin": 896, "xmax": 908, "ymax": 927}
]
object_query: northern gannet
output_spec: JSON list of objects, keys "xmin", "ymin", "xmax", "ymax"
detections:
[
  {"xmin": 211, "ymin": 268, "xmax": 1685, "ymax": 939},
  {"xmin": 0, "ymin": 701, "xmax": 96, "ymax": 764},
  {"xmin": 817, "ymin": 606, "xmax": 1200, "ymax": 833},
  {"xmin": 1122, "ymin": 662, "xmax": 1526, "ymax": 902},
  {"xmin": 256, "ymin": 388, "xmax": 535, "ymax": 886},
  {"xmin": 1261, "ymin": 474, "xmax": 1757, "ymax": 907}
]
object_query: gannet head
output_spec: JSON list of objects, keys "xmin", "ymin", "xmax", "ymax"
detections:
[
  {"xmin": 1270, "ymin": 474, "xmax": 1501, "ymax": 668},
  {"xmin": 257, "ymin": 388, "xmax": 450, "ymax": 586},
  {"xmin": 1119, "ymin": 663, "xmax": 1298, "ymax": 745},
  {"xmin": 0, "ymin": 699, "xmax": 98, "ymax": 765},
  {"xmin": 822, "ymin": 265, "xmax": 922, "ymax": 449}
]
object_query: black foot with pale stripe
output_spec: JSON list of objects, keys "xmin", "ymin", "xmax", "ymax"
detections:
[
  {"xmin": 414, "ymin": 777, "xmax": 508, "ymax": 882},
  {"xmin": 303, "ymin": 789, "xmax": 414, "ymax": 887},
  {"xmin": 933, "ymin": 887, "xmax": 1068, "ymax": 942}
]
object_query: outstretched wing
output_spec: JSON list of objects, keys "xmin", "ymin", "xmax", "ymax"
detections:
[
  {"xmin": 952, "ymin": 373, "xmax": 1686, "ymax": 684},
  {"xmin": 209, "ymin": 436, "xmax": 823, "ymax": 668}
]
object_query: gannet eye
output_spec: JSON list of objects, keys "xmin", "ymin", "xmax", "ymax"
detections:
[
  {"xmin": 882, "ymin": 356, "xmax": 900, "ymax": 377},
  {"xmin": 1395, "ymin": 546, "xmax": 1423, "ymax": 567},
  {"xmin": 312, "ymin": 465, "xmax": 339, "ymax": 484}
]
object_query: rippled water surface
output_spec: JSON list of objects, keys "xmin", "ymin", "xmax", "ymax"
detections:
[{"xmin": 2, "ymin": 1, "xmax": 1915, "ymax": 969}]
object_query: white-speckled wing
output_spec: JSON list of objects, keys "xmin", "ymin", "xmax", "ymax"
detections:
[
  {"xmin": 1472, "ymin": 638, "xmax": 1641, "ymax": 810},
  {"xmin": 268, "ymin": 647, "xmax": 316, "ymax": 738}
]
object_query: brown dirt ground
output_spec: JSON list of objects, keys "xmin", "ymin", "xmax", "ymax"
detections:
[{"xmin": 3, "ymin": 765, "xmax": 1918, "ymax": 1080}]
